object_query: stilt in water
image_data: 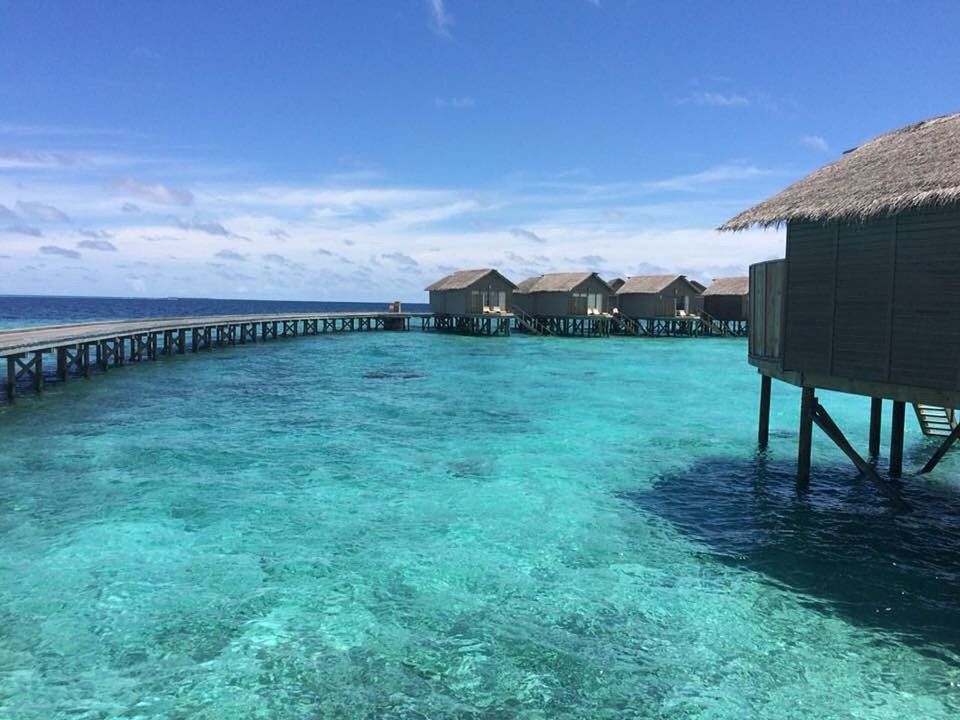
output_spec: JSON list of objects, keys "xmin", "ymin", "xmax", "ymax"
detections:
[
  {"xmin": 758, "ymin": 374, "xmax": 772, "ymax": 450},
  {"xmin": 797, "ymin": 386, "xmax": 815, "ymax": 486},
  {"xmin": 890, "ymin": 401, "xmax": 906, "ymax": 477},
  {"xmin": 868, "ymin": 397, "xmax": 882, "ymax": 458}
]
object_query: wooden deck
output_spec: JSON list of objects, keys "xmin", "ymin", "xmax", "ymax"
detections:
[{"xmin": 1, "ymin": 312, "xmax": 431, "ymax": 402}]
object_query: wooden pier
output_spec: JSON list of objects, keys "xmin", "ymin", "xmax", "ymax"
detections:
[
  {"xmin": 0, "ymin": 311, "xmax": 430, "ymax": 403},
  {"xmin": 423, "ymin": 313, "xmax": 513, "ymax": 336}
]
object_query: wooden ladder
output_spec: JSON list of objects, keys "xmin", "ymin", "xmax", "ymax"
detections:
[
  {"xmin": 512, "ymin": 307, "xmax": 549, "ymax": 336},
  {"xmin": 614, "ymin": 313, "xmax": 641, "ymax": 335},
  {"xmin": 913, "ymin": 404, "xmax": 957, "ymax": 437},
  {"xmin": 698, "ymin": 310, "xmax": 727, "ymax": 337}
]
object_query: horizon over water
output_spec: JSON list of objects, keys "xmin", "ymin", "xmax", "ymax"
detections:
[{"xmin": 2, "ymin": 297, "xmax": 960, "ymax": 717}]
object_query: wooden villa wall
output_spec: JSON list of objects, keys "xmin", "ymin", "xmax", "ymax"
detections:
[
  {"xmin": 618, "ymin": 278, "xmax": 702, "ymax": 318},
  {"xmin": 429, "ymin": 290, "xmax": 467, "ymax": 315},
  {"xmin": 514, "ymin": 276, "xmax": 609, "ymax": 316},
  {"xmin": 780, "ymin": 209, "xmax": 960, "ymax": 394},
  {"xmin": 748, "ymin": 260, "xmax": 785, "ymax": 365},
  {"xmin": 703, "ymin": 294, "xmax": 748, "ymax": 321}
]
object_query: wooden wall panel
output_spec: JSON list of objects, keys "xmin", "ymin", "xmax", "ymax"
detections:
[
  {"xmin": 890, "ymin": 208, "xmax": 960, "ymax": 389},
  {"xmin": 783, "ymin": 222, "xmax": 835, "ymax": 373},
  {"xmin": 831, "ymin": 219, "xmax": 894, "ymax": 381}
]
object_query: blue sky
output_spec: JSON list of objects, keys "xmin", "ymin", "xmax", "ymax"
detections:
[{"xmin": 1, "ymin": 1, "xmax": 958, "ymax": 300}]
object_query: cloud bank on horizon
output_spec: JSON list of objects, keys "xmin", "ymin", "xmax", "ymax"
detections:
[{"xmin": 0, "ymin": 137, "xmax": 787, "ymax": 300}]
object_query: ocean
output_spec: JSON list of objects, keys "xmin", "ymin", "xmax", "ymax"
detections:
[{"xmin": 1, "ymin": 296, "xmax": 959, "ymax": 718}]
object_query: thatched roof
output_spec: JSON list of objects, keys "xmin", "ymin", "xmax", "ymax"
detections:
[
  {"xmin": 689, "ymin": 279, "xmax": 707, "ymax": 293},
  {"xmin": 721, "ymin": 112, "xmax": 960, "ymax": 230},
  {"xmin": 607, "ymin": 278, "xmax": 626, "ymax": 292},
  {"xmin": 617, "ymin": 274, "xmax": 685, "ymax": 295},
  {"xmin": 425, "ymin": 268, "xmax": 516, "ymax": 292},
  {"xmin": 515, "ymin": 272, "xmax": 609, "ymax": 294},
  {"xmin": 703, "ymin": 276, "xmax": 749, "ymax": 296}
]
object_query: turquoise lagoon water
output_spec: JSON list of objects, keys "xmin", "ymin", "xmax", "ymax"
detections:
[{"xmin": 2, "ymin": 325, "xmax": 960, "ymax": 717}]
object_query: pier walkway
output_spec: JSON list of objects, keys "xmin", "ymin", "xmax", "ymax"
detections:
[{"xmin": 1, "ymin": 311, "xmax": 430, "ymax": 402}]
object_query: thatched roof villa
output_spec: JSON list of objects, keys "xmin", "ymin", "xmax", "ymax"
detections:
[
  {"xmin": 616, "ymin": 274, "xmax": 704, "ymax": 318},
  {"xmin": 702, "ymin": 276, "xmax": 749, "ymax": 322},
  {"xmin": 722, "ymin": 111, "xmax": 960, "ymax": 493},
  {"xmin": 513, "ymin": 272, "xmax": 611, "ymax": 316},
  {"xmin": 425, "ymin": 269, "xmax": 516, "ymax": 315}
]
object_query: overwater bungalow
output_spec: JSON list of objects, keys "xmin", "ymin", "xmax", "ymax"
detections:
[
  {"xmin": 702, "ymin": 276, "xmax": 749, "ymax": 336},
  {"xmin": 616, "ymin": 274, "xmax": 704, "ymax": 318},
  {"xmin": 722, "ymin": 111, "xmax": 960, "ymax": 506},
  {"xmin": 424, "ymin": 268, "xmax": 516, "ymax": 336},
  {"xmin": 512, "ymin": 272, "xmax": 612, "ymax": 336}
]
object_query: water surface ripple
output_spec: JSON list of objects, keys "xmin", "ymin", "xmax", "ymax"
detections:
[{"xmin": 1, "ymin": 319, "xmax": 959, "ymax": 718}]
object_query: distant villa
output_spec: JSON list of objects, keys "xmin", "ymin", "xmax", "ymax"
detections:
[{"xmin": 424, "ymin": 268, "xmax": 748, "ymax": 337}]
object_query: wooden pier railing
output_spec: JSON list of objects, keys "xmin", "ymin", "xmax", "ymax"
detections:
[{"xmin": 0, "ymin": 312, "xmax": 431, "ymax": 403}]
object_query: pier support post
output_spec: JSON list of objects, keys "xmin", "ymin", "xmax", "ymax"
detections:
[
  {"xmin": 797, "ymin": 387, "xmax": 815, "ymax": 486},
  {"xmin": 81, "ymin": 343, "xmax": 90, "ymax": 377},
  {"xmin": 33, "ymin": 351, "xmax": 43, "ymax": 392},
  {"xmin": 869, "ymin": 398, "xmax": 882, "ymax": 458},
  {"xmin": 890, "ymin": 401, "xmax": 906, "ymax": 478},
  {"xmin": 758, "ymin": 374, "xmax": 772, "ymax": 450},
  {"xmin": 5, "ymin": 356, "xmax": 15, "ymax": 402},
  {"xmin": 57, "ymin": 347, "xmax": 68, "ymax": 382}
]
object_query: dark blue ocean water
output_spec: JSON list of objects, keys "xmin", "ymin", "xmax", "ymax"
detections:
[
  {"xmin": 0, "ymin": 295, "xmax": 430, "ymax": 330},
  {"xmin": 1, "ymin": 296, "xmax": 960, "ymax": 718}
]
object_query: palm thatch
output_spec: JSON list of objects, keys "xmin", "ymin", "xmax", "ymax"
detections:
[
  {"xmin": 703, "ymin": 276, "xmax": 749, "ymax": 296},
  {"xmin": 617, "ymin": 274, "xmax": 684, "ymax": 295},
  {"xmin": 721, "ymin": 112, "xmax": 960, "ymax": 230},
  {"xmin": 515, "ymin": 272, "xmax": 609, "ymax": 294},
  {"xmin": 425, "ymin": 268, "xmax": 516, "ymax": 292},
  {"xmin": 607, "ymin": 278, "xmax": 626, "ymax": 292}
]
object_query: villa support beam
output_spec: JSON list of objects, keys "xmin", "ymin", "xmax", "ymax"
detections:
[
  {"xmin": 919, "ymin": 421, "xmax": 960, "ymax": 474},
  {"xmin": 797, "ymin": 386, "xmax": 815, "ymax": 486},
  {"xmin": 869, "ymin": 397, "xmax": 882, "ymax": 458},
  {"xmin": 890, "ymin": 400, "xmax": 906, "ymax": 477},
  {"xmin": 758, "ymin": 374, "xmax": 771, "ymax": 450},
  {"xmin": 809, "ymin": 398, "xmax": 911, "ymax": 512}
]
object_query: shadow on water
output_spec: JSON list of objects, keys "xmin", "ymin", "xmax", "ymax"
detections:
[{"xmin": 620, "ymin": 454, "xmax": 960, "ymax": 660}]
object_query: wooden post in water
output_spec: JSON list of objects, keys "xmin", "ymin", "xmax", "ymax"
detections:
[
  {"xmin": 797, "ymin": 386, "xmax": 815, "ymax": 486},
  {"xmin": 57, "ymin": 347, "xmax": 68, "ymax": 382},
  {"xmin": 758, "ymin": 374, "xmax": 772, "ymax": 449},
  {"xmin": 33, "ymin": 351, "xmax": 43, "ymax": 392},
  {"xmin": 868, "ymin": 397, "xmax": 882, "ymax": 458},
  {"xmin": 890, "ymin": 400, "xmax": 906, "ymax": 477},
  {"xmin": 5, "ymin": 356, "xmax": 15, "ymax": 402}
]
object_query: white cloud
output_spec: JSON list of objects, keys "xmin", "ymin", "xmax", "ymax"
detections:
[
  {"xmin": 800, "ymin": 135, "xmax": 830, "ymax": 153},
  {"xmin": 77, "ymin": 239, "xmax": 117, "ymax": 252},
  {"xmin": 678, "ymin": 91, "xmax": 750, "ymax": 107},
  {"xmin": 17, "ymin": 201, "xmax": 70, "ymax": 223},
  {"xmin": 426, "ymin": 0, "xmax": 452, "ymax": 36},
  {"xmin": 116, "ymin": 176, "xmax": 194, "ymax": 206},
  {"xmin": 510, "ymin": 228, "xmax": 548, "ymax": 244},
  {"xmin": 435, "ymin": 96, "xmax": 475, "ymax": 109}
]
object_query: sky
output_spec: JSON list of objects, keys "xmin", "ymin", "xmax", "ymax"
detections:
[{"xmin": 1, "ymin": 1, "xmax": 959, "ymax": 302}]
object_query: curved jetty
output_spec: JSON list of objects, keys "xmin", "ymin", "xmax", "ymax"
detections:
[{"xmin": 1, "ymin": 311, "xmax": 430, "ymax": 402}]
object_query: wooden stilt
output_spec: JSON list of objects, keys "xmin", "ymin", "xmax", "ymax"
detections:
[
  {"xmin": 5, "ymin": 355, "xmax": 15, "ymax": 402},
  {"xmin": 920, "ymin": 421, "xmax": 960, "ymax": 474},
  {"xmin": 758, "ymin": 374, "xmax": 772, "ymax": 449},
  {"xmin": 810, "ymin": 399, "xmax": 911, "ymax": 511},
  {"xmin": 890, "ymin": 400, "xmax": 906, "ymax": 478},
  {"xmin": 82, "ymin": 343, "xmax": 90, "ymax": 377},
  {"xmin": 33, "ymin": 351, "xmax": 43, "ymax": 392},
  {"xmin": 868, "ymin": 397, "xmax": 882, "ymax": 458},
  {"xmin": 797, "ymin": 386, "xmax": 815, "ymax": 486},
  {"xmin": 57, "ymin": 347, "xmax": 68, "ymax": 382}
]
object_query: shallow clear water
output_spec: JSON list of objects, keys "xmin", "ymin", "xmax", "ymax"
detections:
[{"xmin": 2, "ymin": 316, "xmax": 960, "ymax": 717}]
